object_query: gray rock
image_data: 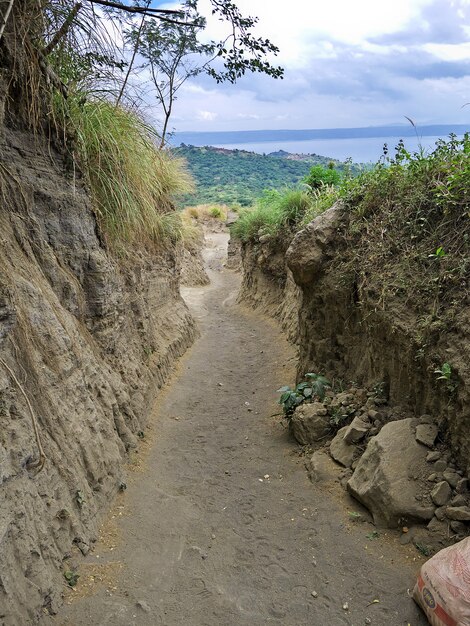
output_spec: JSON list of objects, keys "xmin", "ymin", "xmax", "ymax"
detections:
[
  {"xmin": 450, "ymin": 494, "xmax": 467, "ymax": 507},
  {"xmin": 434, "ymin": 507, "xmax": 447, "ymax": 521},
  {"xmin": 426, "ymin": 451, "xmax": 441, "ymax": 463},
  {"xmin": 347, "ymin": 419, "xmax": 435, "ymax": 527},
  {"xmin": 330, "ymin": 426, "xmax": 357, "ymax": 468},
  {"xmin": 446, "ymin": 506, "xmax": 470, "ymax": 521},
  {"xmin": 456, "ymin": 478, "xmax": 469, "ymax": 494},
  {"xmin": 343, "ymin": 416, "xmax": 370, "ymax": 444},
  {"xmin": 427, "ymin": 517, "xmax": 447, "ymax": 534},
  {"xmin": 431, "ymin": 481, "xmax": 452, "ymax": 506},
  {"xmin": 307, "ymin": 451, "xmax": 335, "ymax": 483},
  {"xmin": 427, "ymin": 473, "xmax": 438, "ymax": 482},
  {"xmin": 415, "ymin": 423, "xmax": 438, "ymax": 448},
  {"xmin": 136, "ymin": 601, "xmax": 151, "ymax": 613},
  {"xmin": 433, "ymin": 460, "xmax": 448, "ymax": 473},
  {"xmin": 450, "ymin": 521, "xmax": 467, "ymax": 534},
  {"xmin": 289, "ymin": 402, "xmax": 330, "ymax": 445},
  {"xmin": 286, "ymin": 203, "xmax": 343, "ymax": 285},
  {"xmin": 443, "ymin": 470, "xmax": 460, "ymax": 489}
]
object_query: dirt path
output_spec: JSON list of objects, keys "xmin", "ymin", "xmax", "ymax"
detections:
[{"xmin": 49, "ymin": 233, "xmax": 427, "ymax": 626}]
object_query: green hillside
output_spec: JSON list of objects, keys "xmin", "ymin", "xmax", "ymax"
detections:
[{"xmin": 174, "ymin": 145, "xmax": 357, "ymax": 207}]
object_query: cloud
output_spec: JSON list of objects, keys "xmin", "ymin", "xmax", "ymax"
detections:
[{"xmin": 150, "ymin": 0, "xmax": 470, "ymax": 130}]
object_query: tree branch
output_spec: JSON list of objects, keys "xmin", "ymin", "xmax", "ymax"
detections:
[{"xmin": 43, "ymin": 2, "xmax": 83, "ymax": 56}]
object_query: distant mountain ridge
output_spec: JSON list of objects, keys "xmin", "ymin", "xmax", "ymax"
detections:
[{"xmin": 172, "ymin": 124, "xmax": 468, "ymax": 147}]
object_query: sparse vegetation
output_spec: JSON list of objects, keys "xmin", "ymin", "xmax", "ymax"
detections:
[
  {"xmin": 277, "ymin": 373, "xmax": 331, "ymax": 419},
  {"xmin": 54, "ymin": 97, "xmax": 194, "ymax": 247},
  {"xmin": 231, "ymin": 188, "xmax": 333, "ymax": 242}
]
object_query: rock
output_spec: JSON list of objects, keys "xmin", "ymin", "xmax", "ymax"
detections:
[
  {"xmin": 433, "ymin": 460, "xmax": 448, "ymax": 473},
  {"xmin": 450, "ymin": 494, "xmax": 467, "ymax": 507},
  {"xmin": 330, "ymin": 427, "xmax": 357, "ymax": 468},
  {"xmin": 446, "ymin": 506, "xmax": 470, "ymax": 521},
  {"xmin": 450, "ymin": 521, "xmax": 466, "ymax": 534},
  {"xmin": 136, "ymin": 601, "xmax": 151, "ymax": 613},
  {"xmin": 456, "ymin": 478, "xmax": 469, "ymax": 494},
  {"xmin": 286, "ymin": 203, "xmax": 343, "ymax": 285},
  {"xmin": 431, "ymin": 481, "xmax": 452, "ymax": 506},
  {"xmin": 443, "ymin": 470, "xmax": 460, "ymax": 489},
  {"xmin": 415, "ymin": 423, "xmax": 438, "ymax": 448},
  {"xmin": 289, "ymin": 402, "xmax": 330, "ymax": 445},
  {"xmin": 427, "ymin": 517, "xmax": 447, "ymax": 534},
  {"xmin": 434, "ymin": 507, "xmax": 446, "ymax": 521},
  {"xmin": 307, "ymin": 451, "xmax": 335, "ymax": 483},
  {"xmin": 347, "ymin": 419, "xmax": 436, "ymax": 527},
  {"xmin": 426, "ymin": 451, "xmax": 441, "ymax": 463},
  {"xmin": 343, "ymin": 416, "xmax": 370, "ymax": 444},
  {"xmin": 367, "ymin": 409, "xmax": 380, "ymax": 421},
  {"xmin": 427, "ymin": 473, "xmax": 438, "ymax": 482}
]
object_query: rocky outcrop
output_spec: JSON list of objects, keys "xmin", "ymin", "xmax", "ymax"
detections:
[
  {"xmin": 0, "ymin": 128, "xmax": 196, "ymax": 623},
  {"xmin": 347, "ymin": 419, "xmax": 436, "ymax": 527}
]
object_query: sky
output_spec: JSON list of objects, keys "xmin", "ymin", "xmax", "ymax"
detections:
[{"xmin": 149, "ymin": 0, "xmax": 470, "ymax": 132}]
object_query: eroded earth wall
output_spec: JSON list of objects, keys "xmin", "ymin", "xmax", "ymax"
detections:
[
  {"xmin": 0, "ymin": 129, "xmax": 196, "ymax": 622},
  {"xmin": 237, "ymin": 204, "xmax": 470, "ymax": 475}
]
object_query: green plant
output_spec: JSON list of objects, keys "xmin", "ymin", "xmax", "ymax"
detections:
[
  {"xmin": 434, "ymin": 362, "xmax": 452, "ymax": 381},
  {"xmin": 54, "ymin": 96, "xmax": 193, "ymax": 247},
  {"xmin": 75, "ymin": 490, "xmax": 85, "ymax": 508},
  {"xmin": 415, "ymin": 543, "xmax": 432, "ymax": 557},
  {"xmin": 304, "ymin": 164, "xmax": 341, "ymax": 189},
  {"xmin": 208, "ymin": 206, "xmax": 223, "ymax": 218},
  {"xmin": 429, "ymin": 246, "xmax": 446, "ymax": 259},
  {"xmin": 64, "ymin": 570, "xmax": 80, "ymax": 588},
  {"xmin": 277, "ymin": 373, "xmax": 331, "ymax": 419}
]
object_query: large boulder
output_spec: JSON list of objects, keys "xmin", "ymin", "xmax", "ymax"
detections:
[
  {"xmin": 289, "ymin": 402, "xmax": 330, "ymax": 445},
  {"xmin": 347, "ymin": 418, "xmax": 435, "ymax": 527},
  {"xmin": 286, "ymin": 203, "xmax": 343, "ymax": 285}
]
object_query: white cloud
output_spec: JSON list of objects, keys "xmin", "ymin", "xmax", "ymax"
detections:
[{"xmin": 422, "ymin": 42, "xmax": 470, "ymax": 61}]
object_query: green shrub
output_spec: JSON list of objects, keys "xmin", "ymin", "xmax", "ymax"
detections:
[
  {"xmin": 231, "ymin": 188, "xmax": 322, "ymax": 242},
  {"xmin": 305, "ymin": 164, "xmax": 341, "ymax": 189}
]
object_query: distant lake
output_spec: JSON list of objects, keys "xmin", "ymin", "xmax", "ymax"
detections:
[
  {"xmin": 172, "ymin": 124, "xmax": 468, "ymax": 163},
  {"xmin": 211, "ymin": 136, "xmax": 459, "ymax": 164}
]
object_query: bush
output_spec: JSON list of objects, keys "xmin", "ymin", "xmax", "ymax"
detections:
[
  {"xmin": 231, "ymin": 186, "xmax": 337, "ymax": 243},
  {"xmin": 305, "ymin": 164, "xmax": 341, "ymax": 189}
]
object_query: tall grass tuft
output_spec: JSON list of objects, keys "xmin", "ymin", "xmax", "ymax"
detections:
[
  {"xmin": 55, "ymin": 96, "xmax": 194, "ymax": 247},
  {"xmin": 231, "ymin": 187, "xmax": 334, "ymax": 242}
]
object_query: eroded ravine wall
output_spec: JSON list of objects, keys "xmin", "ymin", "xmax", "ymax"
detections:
[
  {"xmin": 0, "ymin": 131, "xmax": 196, "ymax": 623},
  {"xmin": 236, "ymin": 204, "xmax": 470, "ymax": 475}
]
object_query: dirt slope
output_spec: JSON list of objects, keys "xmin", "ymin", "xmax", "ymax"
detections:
[{"xmin": 46, "ymin": 233, "xmax": 427, "ymax": 626}]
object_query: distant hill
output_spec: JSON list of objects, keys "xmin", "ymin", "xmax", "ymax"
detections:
[
  {"xmin": 174, "ymin": 144, "xmax": 360, "ymax": 207},
  {"xmin": 172, "ymin": 124, "xmax": 469, "ymax": 148}
]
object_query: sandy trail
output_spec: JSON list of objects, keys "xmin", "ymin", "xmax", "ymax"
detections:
[{"xmin": 49, "ymin": 232, "xmax": 427, "ymax": 626}]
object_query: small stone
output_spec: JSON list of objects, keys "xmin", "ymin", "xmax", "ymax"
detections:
[
  {"xmin": 456, "ymin": 478, "xmax": 469, "ymax": 494},
  {"xmin": 342, "ymin": 602, "xmax": 349, "ymax": 611},
  {"xmin": 311, "ymin": 591, "xmax": 318, "ymax": 598},
  {"xmin": 433, "ymin": 460, "xmax": 448, "ymax": 473},
  {"xmin": 450, "ymin": 521, "xmax": 466, "ymax": 534},
  {"xmin": 427, "ymin": 473, "xmax": 438, "ymax": 482},
  {"xmin": 443, "ymin": 470, "xmax": 460, "ymax": 489},
  {"xmin": 368, "ymin": 410, "xmax": 379, "ymax": 420},
  {"xmin": 343, "ymin": 416, "xmax": 370, "ymax": 444},
  {"xmin": 446, "ymin": 506, "xmax": 470, "ymax": 521},
  {"xmin": 427, "ymin": 517, "xmax": 447, "ymax": 533},
  {"xmin": 426, "ymin": 451, "xmax": 441, "ymax": 463},
  {"xmin": 136, "ymin": 601, "xmax": 151, "ymax": 613},
  {"xmin": 415, "ymin": 423, "xmax": 438, "ymax": 448},
  {"xmin": 365, "ymin": 619, "xmax": 372, "ymax": 625},
  {"xmin": 211, "ymin": 534, "xmax": 216, "ymax": 540},
  {"xmin": 431, "ymin": 481, "xmax": 452, "ymax": 507},
  {"xmin": 435, "ymin": 507, "xmax": 446, "ymax": 521},
  {"xmin": 450, "ymin": 495, "xmax": 467, "ymax": 507}
]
